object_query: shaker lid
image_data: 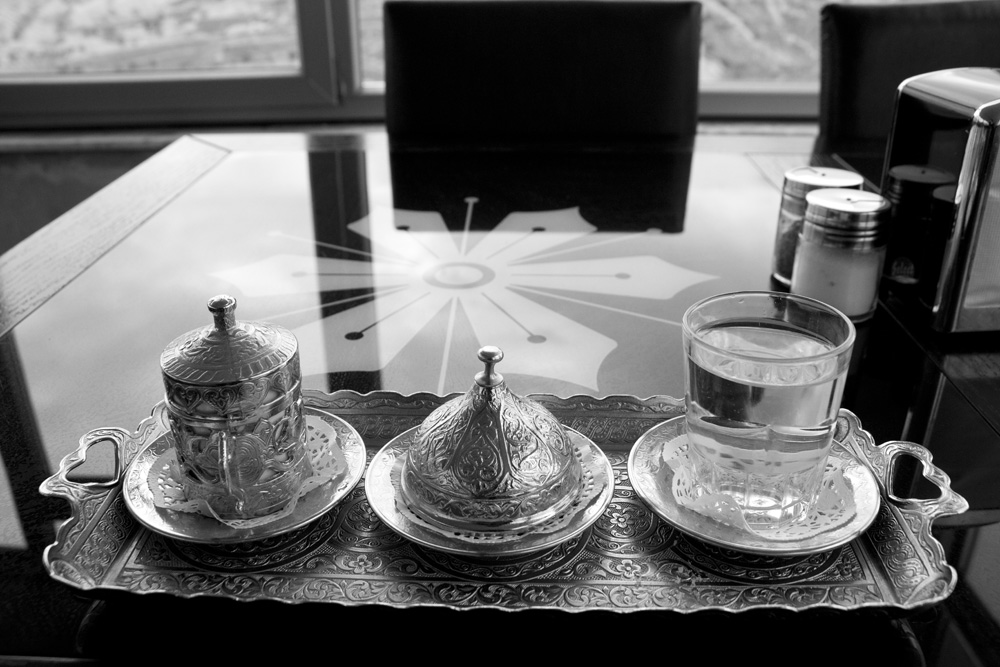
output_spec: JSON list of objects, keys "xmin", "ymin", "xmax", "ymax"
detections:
[
  {"xmin": 805, "ymin": 188, "xmax": 890, "ymax": 230},
  {"xmin": 160, "ymin": 295, "xmax": 298, "ymax": 385},
  {"xmin": 782, "ymin": 166, "xmax": 864, "ymax": 198},
  {"xmin": 886, "ymin": 164, "xmax": 956, "ymax": 199}
]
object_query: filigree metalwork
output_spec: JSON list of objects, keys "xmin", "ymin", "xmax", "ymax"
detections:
[
  {"xmin": 159, "ymin": 295, "xmax": 311, "ymax": 520},
  {"xmin": 368, "ymin": 426, "xmax": 613, "ymax": 556},
  {"xmin": 400, "ymin": 347, "xmax": 584, "ymax": 533},
  {"xmin": 40, "ymin": 390, "xmax": 968, "ymax": 613}
]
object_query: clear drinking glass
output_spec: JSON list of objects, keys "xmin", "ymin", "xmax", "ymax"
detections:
[{"xmin": 681, "ymin": 291, "xmax": 855, "ymax": 529}]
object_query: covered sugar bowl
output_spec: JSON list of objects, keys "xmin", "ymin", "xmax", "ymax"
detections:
[
  {"xmin": 160, "ymin": 295, "xmax": 312, "ymax": 520},
  {"xmin": 401, "ymin": 346, "xmax": 584, "ymax": 532},
  {"xmin": 365, "ymin": 345, "xmax": 614, "ymax": 555}
]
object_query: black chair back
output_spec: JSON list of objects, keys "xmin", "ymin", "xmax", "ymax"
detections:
[
  {"xmin": 384, "ymin": 0, "xmax": 701, "ymax": 149},
  {"xmin": 817, "ymin": 0, "xmax": 1000, "ymax": 163}
]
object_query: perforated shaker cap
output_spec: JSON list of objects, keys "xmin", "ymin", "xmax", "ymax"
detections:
[{"xmin": 782, "ymin": 166, "xmax": 864, "ymax": 199}]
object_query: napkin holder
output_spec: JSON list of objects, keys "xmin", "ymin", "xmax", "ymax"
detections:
[{"xmin": 880, "ymin": 67, "xmax": 1000, "ymax": 333}]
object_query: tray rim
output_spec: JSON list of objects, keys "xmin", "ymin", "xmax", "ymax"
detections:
[{"xmin": 39, "ymin": 389, "xmax": 969, "ymax": 613}]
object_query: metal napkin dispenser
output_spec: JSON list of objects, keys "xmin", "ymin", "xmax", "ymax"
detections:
[{"xmin": 881, "ymin": 67, "xmax": 1000, "ymax": 333}]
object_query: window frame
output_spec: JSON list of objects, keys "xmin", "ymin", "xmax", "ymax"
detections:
[
  {"xmin": 698, "ymin": 82, "xmax": 819, "ymax": 121},
  {"xmin": 0, "ymin": 0, "xmax": 818, "ymax": 130}
]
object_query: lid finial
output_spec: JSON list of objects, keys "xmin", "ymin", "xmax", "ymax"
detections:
[
  {"xmin": 208, "ymin": 294, "xmax": 238, "ymax": 334},
  {"xmin": 475, "ymin": 346, "xmax": 504, "ymax": 387}
]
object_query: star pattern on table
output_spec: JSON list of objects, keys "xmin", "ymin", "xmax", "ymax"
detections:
[{"xmin": 214, "ymin": 199, "xmax": 715, "ymax": 393}]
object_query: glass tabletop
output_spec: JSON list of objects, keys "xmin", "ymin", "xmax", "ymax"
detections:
[
  {"xmin": 2, "ymin": 128, "xmax": 999, "ymax": 665},
  {"xmin": 10, "ymin": 131, "xmax": 789, "ymax": 473}
]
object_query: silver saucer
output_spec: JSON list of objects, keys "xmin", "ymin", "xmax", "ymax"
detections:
[
  {"xmin": 366, "ymin": 425, "xmax": 614, "ymax": 556},
  {"xmin": 123, "ymin": 407, "xmax": 366, "ymax": 544},
  {"xmin": 628, "ymin": 416, "xmax": 881, "ymax": 556}
]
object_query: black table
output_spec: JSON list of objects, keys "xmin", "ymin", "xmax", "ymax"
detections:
[{"xmin": 2, "ymin": 129, "xmax": 998, "ymax": 665}]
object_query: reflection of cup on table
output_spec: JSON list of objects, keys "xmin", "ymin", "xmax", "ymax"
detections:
[{"xmin": 681, "ymin": 291, "xmax": 855, "ymax": 529}]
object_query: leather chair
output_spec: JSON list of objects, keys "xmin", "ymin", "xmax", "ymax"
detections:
[
  {"xmin": 383, "ymin": 0, "xmax": 701, "ymax": 150},
  {"xmin": 816, "ymin": 0, "xmax": 1000, "ymax": 164}
]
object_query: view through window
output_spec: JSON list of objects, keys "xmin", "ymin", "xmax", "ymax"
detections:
[
  {"xmin": 0, "ymin": 0, "xmax": 300, "ymax": 78},
  {"xmin": 0, "ymin": 0, "xmax": 977, "ymax": 120}
]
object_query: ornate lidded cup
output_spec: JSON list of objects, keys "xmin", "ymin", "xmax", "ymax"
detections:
[
  {"xmin": 400, "ymin": 346, "xmax": 584, "ymax": 532},
  {"xmin": 159, "ymin": 295, "xmax": 312, "ymax": 520}
]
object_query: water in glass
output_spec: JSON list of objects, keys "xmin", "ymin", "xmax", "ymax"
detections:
[{"xmin": 685, "ymin": 320, "xmax": 847, "ymax": 528}]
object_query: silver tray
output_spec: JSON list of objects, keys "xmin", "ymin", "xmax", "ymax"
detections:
[{"xmin": 40, "ymin": 391, "xmax": 968, "ymax": 613}]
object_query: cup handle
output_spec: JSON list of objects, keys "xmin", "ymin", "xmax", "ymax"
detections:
[
  {"xmin": 219, "ymin": 430, "xmax": 236, "ymax": 495},
  {"xmin": 878, "ymin": 440, "xmax": 970, "ymax": 522}
]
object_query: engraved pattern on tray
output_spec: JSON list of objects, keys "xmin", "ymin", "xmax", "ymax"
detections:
[{"xmin": 39, "ymin": 390, "xmax": 968, "ymax": 613}]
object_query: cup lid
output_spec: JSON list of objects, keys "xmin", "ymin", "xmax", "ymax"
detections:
[{"xmin": 160, "ymin": 295, "xmax": 298, "ymax": 386}]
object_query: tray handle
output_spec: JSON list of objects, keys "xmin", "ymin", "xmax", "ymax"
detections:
[
  {"xmin": 40, "ymin": 427, "xmax": 131, "ymax": 499},
  {"xmin": 877, "ymin": 440, "xmax": 970, "ymax": 521}
]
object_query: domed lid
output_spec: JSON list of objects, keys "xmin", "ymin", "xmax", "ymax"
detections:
[
  {"xmin": 160, "ymin": 294, "xmax": 298, "ymax": 386},
  {"xmin": 400, "ymin": 346, "xmax": 583, "ymax": 533}
]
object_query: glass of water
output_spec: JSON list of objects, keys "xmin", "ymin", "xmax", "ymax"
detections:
[{"xmin": 681, "ymin": 291, "xmax": 856, "ymax": 530}]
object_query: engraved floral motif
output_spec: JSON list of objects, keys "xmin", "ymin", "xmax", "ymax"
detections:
[
  {"xmin": 164, "ymin": 509, "xmax": 339, "ymax": 572},
  {"xmin": 78, "ymin": 495, "xmax": 134, "ymax": 582},
  {"xmin": 675, "ymin": 536, "xmax": 845, "ymax": 585},
  {"xmin": 608, "ymin": 558, "xmax": 646, "ymax": 578},
  {"xmin": 412, "ymin": 535, "xmax": 588, "ymax": 582},
  {"xmin": 342, "ymin": 553, "xmax": 384, "ymax": 575},
  {"xmin": 400, "ymin": 378, "xmax": 583, "ymax": 530},
  {"xmin": 161, "ymin": 319, "xmax": 298, "ymax": 384}
]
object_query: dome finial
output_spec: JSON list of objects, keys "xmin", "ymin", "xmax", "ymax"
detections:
[{"xmin": 475, "ymin": 345, "xmax": 504, "ymax": 387}]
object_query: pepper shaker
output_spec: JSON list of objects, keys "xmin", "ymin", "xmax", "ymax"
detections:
[
  {"xmin": 771, "ymin": 166, "xmax": 865, "ymax": 286},
  {"xmin": 790, "ymin": 188, "xmax": 891, "ymax": 322},
  {"xmin": 920, "ymin": 183, "xmax": 958, "ymax": 308},
  {"xmin": 882, "ymin": 164, "xmax": 956, "ymax": 287}
]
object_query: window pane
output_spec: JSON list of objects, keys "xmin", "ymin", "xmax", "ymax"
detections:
[
  {"xmin": 355, "ymin": 0, "xmax": 974, "ymax": 89},
  {"xmin": 0, "ymin": 0, "xmax": 300, "ymax": 79}
]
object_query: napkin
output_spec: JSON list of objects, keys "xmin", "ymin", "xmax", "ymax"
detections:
[{"xmin": 664, "ymin": 432, "xmax": 858, "ymax": 541}]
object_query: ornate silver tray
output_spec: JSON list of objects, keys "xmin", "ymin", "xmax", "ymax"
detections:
[{"xmin": 40, "ymin": 391, "xmax": 968, "ymax": 613}]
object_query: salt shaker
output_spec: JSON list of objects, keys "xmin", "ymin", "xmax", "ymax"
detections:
[
  {"xmin": 771, "ymin": 166, "xmax": 865, "ymax": 286},
  {"xmin": 790, "ymin": 188, "xmax": 891, "ymax": 322}
]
